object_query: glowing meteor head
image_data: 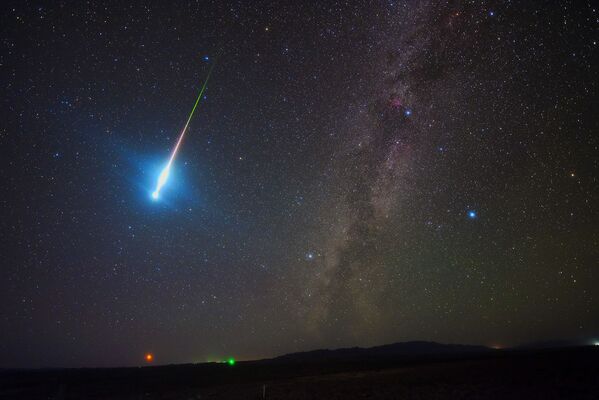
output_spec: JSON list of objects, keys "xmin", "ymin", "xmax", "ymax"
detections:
[{"xmin": 152, "ymin": 164, "xmax": 171, "ymax": 201}]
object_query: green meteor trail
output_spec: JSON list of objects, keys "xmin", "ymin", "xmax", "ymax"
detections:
[{"xmin": 152, "ymin": 60, "xmax": 218, "ymax": 200}]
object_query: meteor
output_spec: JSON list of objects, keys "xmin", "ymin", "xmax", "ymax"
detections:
[{"xmin": 152, "ymin": 60, "xmax": 217, "ymax": 200}]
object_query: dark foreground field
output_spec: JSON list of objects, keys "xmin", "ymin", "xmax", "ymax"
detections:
[{"xmin": 2, "ymin": 346, "xmax": 598, "ymax": 399}]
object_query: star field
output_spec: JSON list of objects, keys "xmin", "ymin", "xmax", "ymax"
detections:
[{"xmin": 0, "ymin": 1, "xmax": 597, "ymax": 368}]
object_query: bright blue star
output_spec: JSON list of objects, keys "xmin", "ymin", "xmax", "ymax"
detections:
[
  {"xmin": 489, "ymin": 10, "xmax": 495, "ymax": 16},
  {"xmin": 405, "ymin": 109, "xmax": 412, "ymax": 116},
  {"xmin": 203, "ymin": 55, "xmax": 209, "ymax": 61},
  {"xmin": 468, "ymin": 210, "xmax": 477, "ymax": 219}
]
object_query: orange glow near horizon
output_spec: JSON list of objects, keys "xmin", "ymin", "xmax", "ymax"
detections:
[{"xmin": 145, "ymin": 353, "xmax": 154, "ymax": 362}]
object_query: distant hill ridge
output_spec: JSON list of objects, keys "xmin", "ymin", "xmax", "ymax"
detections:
[{"xmin": 264, "ymin": 341, "xmax": 493, "ymax": 364}]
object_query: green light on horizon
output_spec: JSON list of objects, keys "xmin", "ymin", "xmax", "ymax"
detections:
[{"xmin": 227, "ymin": 358, "xmax": 236, "ymax": 366}]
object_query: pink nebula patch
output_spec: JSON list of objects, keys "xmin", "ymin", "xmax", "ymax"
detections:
[{"xmin": 390, "ymin": 97, "xmax": 402, "ymax": 109}]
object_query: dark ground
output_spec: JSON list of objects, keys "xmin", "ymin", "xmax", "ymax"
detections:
[{"xmin": 1, "ymin": 346, "xmax": 598, "ymax": 399}]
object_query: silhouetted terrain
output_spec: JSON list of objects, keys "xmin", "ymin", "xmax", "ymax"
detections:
[
  {"xmin": 265, "ymin": 340, "xmax": 492, "ymax": 364},
  {"xmin": 1, "ymin": 343, "xmax": 598, "ymax": 399}
]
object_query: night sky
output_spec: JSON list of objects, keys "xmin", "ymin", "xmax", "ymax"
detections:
[{"xmin": 1, "ymin": 1, "xmax": 597, "ymax": 368}]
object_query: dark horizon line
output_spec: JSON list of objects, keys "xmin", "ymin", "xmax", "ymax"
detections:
[{"xmin": 3, "ymin": 337, "xmax": 598, "ymax": 371}]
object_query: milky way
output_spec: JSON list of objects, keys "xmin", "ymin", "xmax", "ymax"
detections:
[{"xmin": 1, "ymin": 2, "xmax": 597, "ymax": 367}]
